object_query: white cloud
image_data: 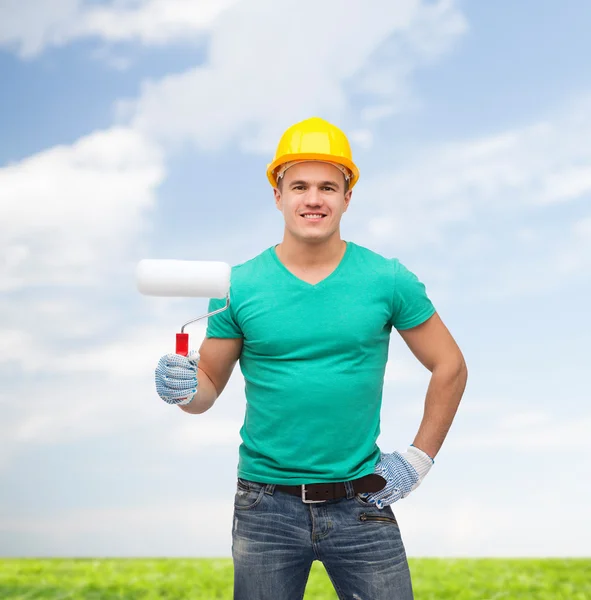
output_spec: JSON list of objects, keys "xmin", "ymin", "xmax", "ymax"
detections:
[
  {"xmin": 474, "ymin": 214, "xmax": 591, "ymax": 300},
  {"xmin": 0, "ymin": 126, "xmax": 164, "ymax": 292},
  {"xmin": 384, "ymin": 355, "xmax": 429, "ymax": 384},
  {"xmin": 0, "ymin": 125, "xmax": 170, "ymax": 465},
  {"xmin": 447, "ymin": 415, "xmax": 591, "ymax": 450},
  {"xmin": 574, "ymin": 216, "xmax": 591, "ymax": 238},
  {"xmin": 2, "ymin": 369, "xmax": 161, "ymax": 446},
  {"xmin": 0, "ymin": 317, "xmax": 248, "ymax": 454},
  {"xmin": 124, "ymin": 0, "xmax": 467, "ymax": 152},
  {"xmin": 345, "ymin": 94, "xmax": 591, "ymax": 302},
  {"xmin": 0, "ymin": 501, "xmax": 235, "ymax": 557},
  {"xmin": 0, "ymin": 329, "xmax": 33, "ymax": 364},
  {"xmin": 3, "ymin": 465, "xmax": 590, "ymax": 557},
  {"xmin": 0, "ymin": 0, "xmax": 238, "ymax": 58},
  {"xmin": 498, "ymin": 411, "xmax": 552, "ymax": 429},
  {"xmin": 541, "ymin": 165, "xmax": 591, "ymax": 204},
  {"xmin": 0, "ymin": 0, "xmax": 78, "ymax": 58},
  {"xmin": 0, "ymin": 322, "xmax": 198, "ymax": 444},
  {"xmin": 354, "ymin": 104, "xmax": 591, "ymax": 250},
  {"xmin": 398, "ymin": 493, "xmax": 591, "ymax": 557},
  {"xmin": 44, "ymin": 321, "xmax": 204, "ymax": 378},
  {"xmin": 348, "ymin": 129, "xmax": 374, "ymax": 151},
  {"xmin": 169, "ymin": 417, "xmax": 242, "ymax": 450},
  {"xmin": 0, "ymin": 113, "xmax": 244, "ymax": 465}
]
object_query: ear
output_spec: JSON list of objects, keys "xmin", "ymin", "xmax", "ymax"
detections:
[
  {"xmin": 273, "ymin": 187, "xmax": 282, "ymax": 210},
  {"xmin": 342, "ymin": 190, "xmax": 352, "ymax": 212}
]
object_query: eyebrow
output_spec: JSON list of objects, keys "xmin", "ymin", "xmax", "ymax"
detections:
[{"xmin": 289, "ymin": 180, "xmax": 341, "ymax": 189}]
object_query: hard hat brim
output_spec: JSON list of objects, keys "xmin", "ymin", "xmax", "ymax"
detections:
[{"xmin": 267, "ymin": 153, "xmax": 359, "ymax": 189}]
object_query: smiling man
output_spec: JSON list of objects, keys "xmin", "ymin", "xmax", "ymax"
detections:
[{"xmin": 155, "ymin": 117, "xmax": 468, "ymax": 599}]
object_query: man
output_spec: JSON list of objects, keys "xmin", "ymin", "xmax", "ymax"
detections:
[{"xmin": 155, "ymin": 117, "xmax": 468, "ymax": 599}]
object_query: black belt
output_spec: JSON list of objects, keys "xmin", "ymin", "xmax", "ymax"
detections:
[{"xmin": 274, "ymin": 474, "xmax": 386, "ymax": 503}]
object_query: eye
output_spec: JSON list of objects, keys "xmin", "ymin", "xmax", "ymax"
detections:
[{"xmin": 321, "ymin": 186, "xmax": 336, "ymax": 192}]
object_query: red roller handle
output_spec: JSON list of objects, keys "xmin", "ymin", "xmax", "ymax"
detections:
[{"xmin": 176, "ymin": 332, "xmax": 189, "ymax": 356}]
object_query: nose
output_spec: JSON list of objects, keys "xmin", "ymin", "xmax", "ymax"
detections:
[{"xmin": 304, "ymin": 185, "xmax": 323, "ymax": 206}]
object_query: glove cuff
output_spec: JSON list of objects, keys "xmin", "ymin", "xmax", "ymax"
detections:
[
  {"xmin": 175, "ymin": 392, "xmax": 195, "ymax": 406},
  {"xmin": 403, "ymin": 445, "xmax": 433, "ymax": 481}
]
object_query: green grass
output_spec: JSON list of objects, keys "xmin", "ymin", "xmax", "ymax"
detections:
[{"xmin": 0, "ymin": 558, "xmax": 589, "ymax": 599}]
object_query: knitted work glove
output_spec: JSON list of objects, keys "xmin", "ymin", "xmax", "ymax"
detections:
[
  {"xmin": 155, "ymin": 350, "xmax": 200, "ymax": 406},
  {"xmin": 358, "ymin": 445, "xmax": 434, "ymax": 509}
]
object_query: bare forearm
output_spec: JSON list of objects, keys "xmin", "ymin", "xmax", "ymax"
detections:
[
  {"xmin": 178, "ymin": 368, "xmax": 219, "ymax": 414},
  {"xmin": 412, "ymin": 360, "xmax": 468, "ymax": 459}
]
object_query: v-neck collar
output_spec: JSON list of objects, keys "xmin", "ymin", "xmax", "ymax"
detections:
[{"xmin": 270, "ymin": 241, "xmax": 351, "ymax": 289}]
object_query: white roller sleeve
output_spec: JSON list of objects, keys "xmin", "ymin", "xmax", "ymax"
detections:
[{"xmin": 136, "ymin": 259, "xmax": 231, "ymax": 299}]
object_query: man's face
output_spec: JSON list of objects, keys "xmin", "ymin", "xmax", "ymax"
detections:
[{"xmin": 273, "ymin": 161, "xmax": 352, "ymax": 244}]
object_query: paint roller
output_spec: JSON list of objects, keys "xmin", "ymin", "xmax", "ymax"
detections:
[{"xmin": 136, "ymin": 259, "xmax": 231, "ymax": 356}]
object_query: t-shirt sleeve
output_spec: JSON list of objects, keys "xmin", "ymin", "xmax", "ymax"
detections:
[
  {"xmin": 389, "ymin": 259, "xmax": 436, "ymax": 330},
  {"xmin": 205, "ymin": 296, "xmax": 243, "ymax": 339}
]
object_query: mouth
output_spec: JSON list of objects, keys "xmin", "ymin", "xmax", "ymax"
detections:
[{"xmin": 300, "ymin": 213, "xmax": 327, "ymax": 222}]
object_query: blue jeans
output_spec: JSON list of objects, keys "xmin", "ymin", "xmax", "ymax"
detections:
[{"xmin": 232, "ymin": 477, "xmax": 414, "ymax": 600}]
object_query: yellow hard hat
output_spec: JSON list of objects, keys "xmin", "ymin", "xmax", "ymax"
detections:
[{"xmin": 267, "ymin": 117, "xmax": 360, "ymax": 189}]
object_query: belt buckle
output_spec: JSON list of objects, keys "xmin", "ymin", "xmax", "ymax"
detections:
[{"xmin": 301, "ymin": 484, "xmax": 326, "ymax": 504}]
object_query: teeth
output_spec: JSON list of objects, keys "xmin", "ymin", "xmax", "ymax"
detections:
[{"xmin": 303, "ymin": 214, "xmax": 324, "ymax": 219}]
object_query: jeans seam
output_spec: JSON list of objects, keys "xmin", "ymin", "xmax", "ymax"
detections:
[
  {"xmin": 297, "ymin": 567, "xmax": 313, "ymax": 600},
  {"xmin": 322, "ymin": 562, "xmax": 348, "ymax": 600},
  {"xmin": 308, "ymin": 505, "xmax": 317, "ymax": 543}
]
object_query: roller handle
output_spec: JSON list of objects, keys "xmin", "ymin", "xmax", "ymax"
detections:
[{"xmin": 176, "ymin": 333, "xmax": 189, "ymax": 357}]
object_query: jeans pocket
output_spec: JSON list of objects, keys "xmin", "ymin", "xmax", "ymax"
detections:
[
  {"xmin": 354, "ymin": 493, "xmax": 377, "ymax": 508},
  {"xmin": 358, "ymin": 509, "xmax": 399, "ymax": 526},
  {"xmin": 234, "ymin": 479, "xmax": 266, "ymax": 511},
  {"xmin": 354, "ymin": 496, "xmax": 399, "ymax": 525},
  {"xmin": 237, "ymin": 478, "xmax": 251, "ymax": 491}
]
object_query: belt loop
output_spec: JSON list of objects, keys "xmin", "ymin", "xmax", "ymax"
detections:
[
  {"xmin": 264, "ymin": 483, "xmax": 276, "ymax": 496},
  {"xmin": 344, "ymin": 480, "xmax": 355, "ymax": 499}
]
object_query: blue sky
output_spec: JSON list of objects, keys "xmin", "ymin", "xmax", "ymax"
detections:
[{"xmin": 1, "ymin": 0, "xmax": 590, "ymax": 558}]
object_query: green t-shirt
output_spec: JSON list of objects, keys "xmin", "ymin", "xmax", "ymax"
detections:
[{"xmin": 206, "ymin": 241, "xmax": 436, "ymax": 485}]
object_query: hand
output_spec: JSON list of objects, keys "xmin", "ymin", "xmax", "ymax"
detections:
[
  {"xmin": 155, "ymin": 350, "xmax": 200, "ymax": 405},
  {"xmin": 359, "ymin": 445, "xmax": 434, "ymax": 509}
]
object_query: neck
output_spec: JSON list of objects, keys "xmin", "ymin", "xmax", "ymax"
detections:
[{"xmin": 275, "ymin": 230, "xmax": 346, "ymax": 269}]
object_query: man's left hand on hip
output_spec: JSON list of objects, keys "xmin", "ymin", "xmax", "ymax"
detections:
[{"xmin": 359, "ymin": 445, "xmax": 434, "ymax": 509}]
